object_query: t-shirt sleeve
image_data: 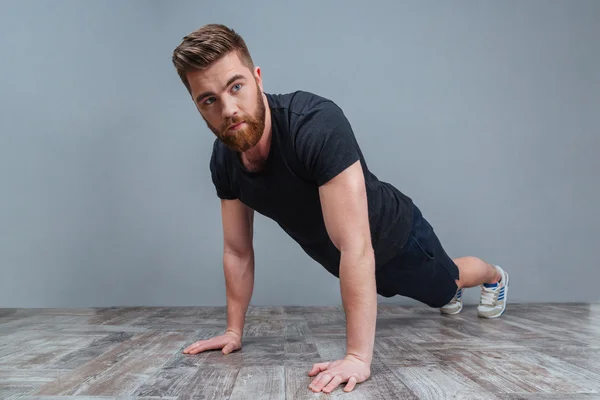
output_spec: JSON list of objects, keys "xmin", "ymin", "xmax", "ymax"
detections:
[
  {"xmin": 294, "ymin": 100, "xmax": 361, "ymax": 186},
  {"xmin": 209, "ymin": 142, "xmax": 238, "ymax": 200}
]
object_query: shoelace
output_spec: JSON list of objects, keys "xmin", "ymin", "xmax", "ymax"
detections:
[
  {"xmin": 448, "ymin": 289, "xmax": 462, "ymax": 304},
  {"xmin": 480, "ymin": 284, "xmax": 499, "ymax": 306}
]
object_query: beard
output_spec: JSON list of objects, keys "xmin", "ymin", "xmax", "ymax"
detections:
[{"xmin": 204, "ymin": 85, "xmax": 266, "ymax": 153}]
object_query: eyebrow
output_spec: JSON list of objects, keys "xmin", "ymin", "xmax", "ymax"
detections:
[{"xmin": 195, "ymin": 74, "xmax": 246, "ymax": 104}]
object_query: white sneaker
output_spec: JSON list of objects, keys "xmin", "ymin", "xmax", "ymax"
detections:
[
  {"xmin": 440, "ymin": 288, "xmax": 463, "ymax": 315},
  {"xmin": 477, "ymin": 265, "xmax": 509, "ymax": 318}
]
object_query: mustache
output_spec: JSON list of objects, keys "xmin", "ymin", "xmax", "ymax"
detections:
[{"xmin": 221, "ymin": 115, "xmax": 246, "ymax": 132}]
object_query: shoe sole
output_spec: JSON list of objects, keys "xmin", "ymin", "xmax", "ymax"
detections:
[
  {"xmin": 440, "ymin": 302, "xmax": 463, "ymax": 315},
  {"xmin": 478, "ymin": 269, "xmax": 509, "ymax": 319}
]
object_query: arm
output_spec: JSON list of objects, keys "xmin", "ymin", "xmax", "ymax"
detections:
[
  {"xmin": 308, "ymin": 160, "xmax": 376, "ymax": 393},
  {"xmin": 182, "ymin": 198, "xmax": 255, "ymax": 356},
  {"xmin": 184, "ymin": 148, "xmax": 255, "ymax": 355},
  {"xmin": 318, "ymin": 160, "xmax": 377, "ymax": 365},
  {"xmin": 221, "ymin": 198, "xmax": 255, "ymax": 337},
  {"xmin": 292, "ymin": 100, "xmax": 375, "ymax": 392}
]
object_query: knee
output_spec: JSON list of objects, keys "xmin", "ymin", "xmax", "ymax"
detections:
[
  {"xmin": 453, "ymin": 256, "xmax": 482, "ymax": 265},
  {"xmin": 426, "ymin": 297, "xmax": 451, "ymax": 308}
]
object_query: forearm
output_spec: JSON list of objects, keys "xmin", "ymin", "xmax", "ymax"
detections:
[
  {"xmin": 339, "ymin": 247, "xmax": 377, "ymax": 365},
  {"xmin": 223, "ymin": 251, "xmax": 255, "ymax": 336}
]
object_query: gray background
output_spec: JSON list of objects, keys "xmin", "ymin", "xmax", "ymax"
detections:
[{"xmin": 1, "ymin": 1, "xmax": 599, "ymax": 308}]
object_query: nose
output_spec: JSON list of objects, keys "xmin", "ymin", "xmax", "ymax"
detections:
[{"xmin": 221, "ymin": 95, "xmax": 239, "ymax": 120}]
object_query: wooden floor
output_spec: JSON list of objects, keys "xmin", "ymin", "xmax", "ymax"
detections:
[{"xmin": 1, "ymin": 303, "xmax": 599, "ymax": 399}]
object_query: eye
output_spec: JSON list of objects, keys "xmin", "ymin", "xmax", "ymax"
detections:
[
  {"xmin": 232, "ymin": 83, "xmax": 242, "ymax": 92},
  {"xmin": 203, "ymin": 97, "xmax": 216, "ymax": 105}
]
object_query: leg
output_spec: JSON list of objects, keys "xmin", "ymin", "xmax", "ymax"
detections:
[
  {"xmin": 449, "ymin": 256, "xmax": 509, "ymax": 318},
  {"xmin": 376, "ymin": 203, "xmax": 509, "ymax": 318},
  {"xmin": 452, "ymin": 256, "xmax": 501, "ymax": 289}
]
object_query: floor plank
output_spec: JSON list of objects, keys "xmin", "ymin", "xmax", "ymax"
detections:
[
  {"xmin": 228, "ymin": 365, "xmax": 285, "ymax": 400},
  {"xmin": 388, "ymin": 364, "xmax": 502, "ymax": 400}
]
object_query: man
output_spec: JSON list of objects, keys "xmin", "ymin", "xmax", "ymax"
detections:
[{"xmin": 172, "ymin": 24, "xmax": 509, "ymax": 394}]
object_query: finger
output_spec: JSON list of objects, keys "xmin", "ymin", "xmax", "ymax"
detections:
[
  {"xmin": 322, "ymin": 375, "xmax": 344, "ymax": 394},
  {"xmin": 344, "ymin": 376, "xmax": 358, "ymax": 392},
  {"xmin": 184, "ymin": 340, "xmax": 204, "ymax": 352},
  {"xmin": 185, "ymin": 342, "xmax": 210, "ymax": 355},
  {"xmin": 185, "ymin": 347, "xmax": 205, "ymax": 355},
  {"xmin": 183, "ymin": 341, "xmax": 204, "ymax": 354},
  {"xmin": 310, "ymin": 373, "xmax": 333, "ymax": 392},
  {"xmin": 222, "ymin": 342, "xmax": 237, "ymax": 355},
  {"xmin": 308, "ymin": 362, "xmax": 330, "ymax": 376},
  {"xmin": 185, "ymin": 339, "xmax": 221, "ymax": 355}
]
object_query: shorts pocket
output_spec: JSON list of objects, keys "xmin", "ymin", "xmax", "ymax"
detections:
[{"xmin": 411, "ymin": 234, "xmax": 435, "ymax": 260}]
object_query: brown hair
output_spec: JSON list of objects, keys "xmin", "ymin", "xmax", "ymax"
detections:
[{"xmin": 172, "ymin": 24, "xmax": 255, "ymax": 93}]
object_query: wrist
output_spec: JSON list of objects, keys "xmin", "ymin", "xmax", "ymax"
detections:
[
  {"xmin": 344, "ymin": 352, "xmax": 372, "ymax": 366},
  {"xmin": 225, "ymin": 328, "xmax": 242, "ymax": 339}
]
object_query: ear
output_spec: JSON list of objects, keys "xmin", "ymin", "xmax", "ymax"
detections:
[{"xmin": 254, "ymin": 66, "xmax": 263, "ymax": 90}]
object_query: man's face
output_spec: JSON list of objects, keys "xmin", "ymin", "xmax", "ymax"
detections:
[{"xmin": 187, "ymin": 52, "xmax": 265, "ymax": 153}]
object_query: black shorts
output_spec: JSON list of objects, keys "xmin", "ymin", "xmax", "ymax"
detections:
[{"xmin": 375, "ymin": 204, "xmax": 460, "ymax": 308}]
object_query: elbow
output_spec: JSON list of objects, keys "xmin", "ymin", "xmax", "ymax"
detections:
[
  {"xmin": 223, "ymin": 248, "xmax": 255, "ymax": 271},
  {"xmin": 339, "ymin": 240, "xmax": 375, "ymax": 264},
  {"xmin": 338, "ymin": 235, "xmax": 374, "ymax": 256},
  {"xmin": 224, "ymin": 244, "xmax": 254, "ymax": 260}
]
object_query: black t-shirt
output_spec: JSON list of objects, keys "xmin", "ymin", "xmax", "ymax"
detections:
[{"xmin": 209, "ymin": 90, "xmax": 413, "ymax": 277}]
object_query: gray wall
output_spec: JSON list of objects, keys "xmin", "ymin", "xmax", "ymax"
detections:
[{"xmin": 1, "ymin": 1, "xmax": 598, "ymax": 308}]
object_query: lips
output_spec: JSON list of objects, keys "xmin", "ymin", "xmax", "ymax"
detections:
[{"xmin": 228, "ymin": 121, "xmax": 245, "ymax": 131}]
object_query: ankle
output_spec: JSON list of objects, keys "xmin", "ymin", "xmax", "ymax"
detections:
[{"xmin": 484, "ymin": 265, "xmax": 501, "ymax": 285}]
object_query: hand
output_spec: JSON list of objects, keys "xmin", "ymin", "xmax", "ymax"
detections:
[
  {"xmin": 182, "ymin": 330, "xmax": 242, "ymax": 355},
  {"xmin": 307, "ymin": 355, "xmax": 371, "ymax": 393}
]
